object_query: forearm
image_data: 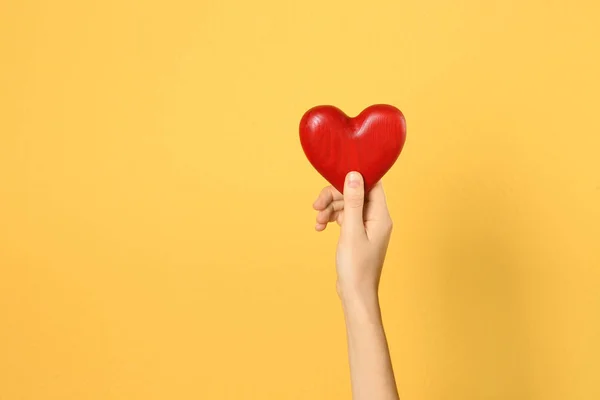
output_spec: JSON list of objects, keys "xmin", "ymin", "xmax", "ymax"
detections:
[{"xmin": 340, "ymin": 287, "xmax": 399, "ymax": 400}]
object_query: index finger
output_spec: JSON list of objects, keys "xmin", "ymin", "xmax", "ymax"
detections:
[{"xmin": 312, "ymin": 185, "xmax": 343, "ymax": 210}]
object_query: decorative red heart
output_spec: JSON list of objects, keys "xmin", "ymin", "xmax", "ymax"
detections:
[{"xmin": 299, "ymin": 104, "xmax": 406, "ymax": 194}]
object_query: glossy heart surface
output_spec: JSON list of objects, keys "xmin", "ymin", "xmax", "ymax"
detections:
[{"xmin": 299, "ymin": 104, "xmax": 406, "ymax": 194}]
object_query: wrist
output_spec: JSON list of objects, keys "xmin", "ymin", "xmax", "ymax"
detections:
[
  {"xmin": 337, "ymin": 279, "xmax": 378, "ymax": 299},
  {"xmin": 338, "ymin": 285, "xmax": 383, "ymax": 327},
  {"xmin": 337, "ymin": 281, "xmax": 379, "ymax": 306}
]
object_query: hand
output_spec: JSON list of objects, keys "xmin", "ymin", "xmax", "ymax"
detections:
[{"xmin": 313, "ymin": 171, "xmax": 393, "ymax": 298}]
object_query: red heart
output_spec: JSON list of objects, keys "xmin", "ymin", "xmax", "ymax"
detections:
[{"xmin": 299, "ymin": 104, "xmax": 406, "ymax": 194}]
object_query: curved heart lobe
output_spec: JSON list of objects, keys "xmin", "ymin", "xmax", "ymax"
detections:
[{"xmin": 299, "ymin": 104, "xmax": 406, "ymax": 194}]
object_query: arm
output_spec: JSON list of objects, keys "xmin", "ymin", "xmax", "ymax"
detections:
[
  {"xmin": 340, "ymin": 287, "xmax": 399, "ymax": 400},
  {"xmin": 313, "ymin": 171, "xmax": 399, "ymax": 400}
]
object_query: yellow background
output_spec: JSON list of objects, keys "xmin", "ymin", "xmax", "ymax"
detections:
[{"xmin": 1, "ymin": 0, "xmax": 599, "ymax": 399}]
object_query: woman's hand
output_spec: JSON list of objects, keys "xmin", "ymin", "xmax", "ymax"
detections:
[{"xmin": 313, "ymin": 171, "xmax": 393, "ymax": 298}]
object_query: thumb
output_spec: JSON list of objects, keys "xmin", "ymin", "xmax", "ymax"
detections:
[{"xmin": 342, "ymin": 171, "xmax": 366, "ymax": 238}]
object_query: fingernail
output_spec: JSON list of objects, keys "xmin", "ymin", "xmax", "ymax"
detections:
[{"xmin": 347, "ymin": 172, "xmax": 360, "ymax": 188}]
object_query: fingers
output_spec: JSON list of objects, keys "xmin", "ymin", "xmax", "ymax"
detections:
[
  {"xmin": 313, "ymin": 178, "xmax": 390, "ymax": 234},
  {"xmin": 312, "ymin": 185, "xmax": 343, "ymax": 231},
  {"xmin": 315, "ymin": 210, "xmax": 341, "ymax": 231},
  {"xmin": 315, "ymin": 222, "xmax": 327, "ymax": 231},
  {"xmin": 316, "ymin": 200, "xmax": 344, "ymax": 224},
  {"xmin": 341, "ymin": 172, "xmax": 367, "ymax": 239},
  {"xmin": 313, "ymin": 186, "xmax": 343, "ymax": 211}
]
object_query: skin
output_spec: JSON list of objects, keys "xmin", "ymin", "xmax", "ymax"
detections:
[{"xmin": 313, "ymin": 171, "xmax": 399, "ymax": 400}]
